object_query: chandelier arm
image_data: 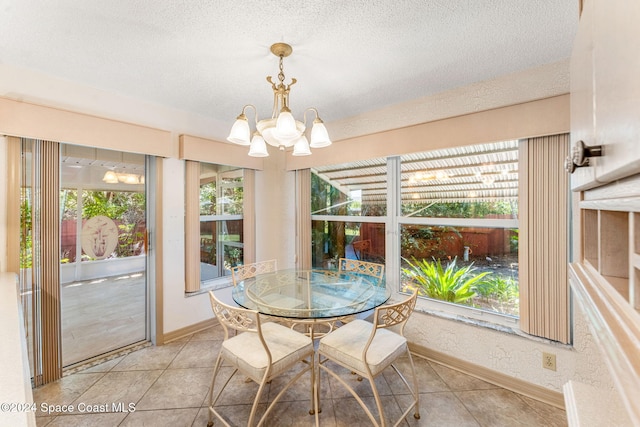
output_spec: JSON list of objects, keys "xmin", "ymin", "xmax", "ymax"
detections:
[
  {"xmin": 267, "ymin": 78, "xmax": 280, "ymax": 118},
  {"xmin": 240, "ymin": 104, "xmax": 260, "ymax": 127},
  {"xmin": 302, "ymin": 108, "xmax": 320, "ymax": 128}
]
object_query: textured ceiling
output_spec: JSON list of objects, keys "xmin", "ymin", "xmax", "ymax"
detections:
[{"xmin": 0, "ymin": 1, "xmax": 578, "ymax": 142}]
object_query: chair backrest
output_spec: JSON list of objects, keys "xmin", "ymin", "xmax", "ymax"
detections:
[
  {"xmin": 352, "ymin": 239, "xmax": 371, "ymax": 260},
  {"xmin": 338, "ymin": 258, "xmax": 385, "ymax": 280},
  {"xmin": 208, "ymin": 291, "xmax": 261, "ymax": 338},
  {"xmin": 231, "ymin": 259, "xmax": 278, "ymax": 286},
  {"xmin": 372, "ymin": 288, "xmax": 418, "ymax": 337},
  {"xmin": 357, "ymin": 289, "xmax": 418, "ymax": 366}
]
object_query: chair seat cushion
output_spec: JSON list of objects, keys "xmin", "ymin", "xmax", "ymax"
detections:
[
  {"xmin": 318, "ymin": 319, "xmax": 407, "ymax": 377},
  {"xmin": 221, "ymin": 322, "xmax": 313, "ymax": 382}
]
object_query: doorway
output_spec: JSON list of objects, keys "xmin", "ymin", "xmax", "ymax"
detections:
[
  {"xmin": 59, "ymin": 144, "xmax": 148, "ymax": 365},
  {"xmin": 19, "ymin": 139, "xmax": 150, "ymax": 378}
]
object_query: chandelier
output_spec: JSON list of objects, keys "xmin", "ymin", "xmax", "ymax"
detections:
[{"xmin": 227, "ymin": 42, "xmax": 332, "ymax": 157}]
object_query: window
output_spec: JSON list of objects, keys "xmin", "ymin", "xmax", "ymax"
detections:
[
  {"xmin": 198, "ymin": 163, "xmax": 244, "ymax": 283},
  {"xmin": 185, "ymin": 160, "xmax": 245, "ymax": 292},
  {"xmin": 311, "ymin": 159, "xmax": 386, "ymax": 268},
  {"xmin": 399, "ymin": 141, "xmax": 519, "ymax": 319},
  {"xmin": 311, "ymin": 140, "xmax": 520, "ymax": 324}
]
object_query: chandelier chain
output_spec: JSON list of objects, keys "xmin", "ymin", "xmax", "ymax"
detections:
[{"xmin": 278, "ymin": 55, "xmax": 285, "ymax": 84}]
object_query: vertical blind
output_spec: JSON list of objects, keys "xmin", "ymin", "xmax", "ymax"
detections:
[
  {"xmin": 519, "ymin": 134, "xmax": 570, "ymax": 344},
  {"xmin": 296, "ymin": 169, "xmax": 312, "ymax": 269},
  {"xmin": 184, "ymin": 160, "xmax": 201, "ymax": 292},
  {"xmin": 17, "ymin": 139, "xmax": 63, "ymax": 386}
]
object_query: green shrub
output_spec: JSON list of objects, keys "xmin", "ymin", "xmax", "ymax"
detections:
[
  {"xmin": 475, "ymin": 275, "xmax": 519, "ymax": 302},
  {"xmin": 402, "ymin": 257, "xmax": 490, "ymax": 303}
]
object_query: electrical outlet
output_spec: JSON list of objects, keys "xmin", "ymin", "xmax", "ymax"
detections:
[{"xmin": 542, "ymin": 352, "xmax": 556, "ymax": 371}]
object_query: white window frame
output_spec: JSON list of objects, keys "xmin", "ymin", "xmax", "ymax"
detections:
[
  {"xmin": 186, "ymin": 161, "xmax": 246, "ymax": 292},
  {"xmin": 311, "ymin": 155, "xmax": 522, "ymax": 329}
]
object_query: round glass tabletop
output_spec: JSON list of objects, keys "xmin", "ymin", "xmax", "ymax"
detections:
[{"xmin": 232, "ymin": 269, "xmax": 390, "ymax": 319}]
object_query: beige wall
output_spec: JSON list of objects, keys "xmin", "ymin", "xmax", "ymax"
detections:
[
  {"xmin": 0, "ymin": 137, "xmax": 8, "ymax": 273},
  {"xmin": 406, "ymin": 293, "xmax": 614, "ymax": 407}
]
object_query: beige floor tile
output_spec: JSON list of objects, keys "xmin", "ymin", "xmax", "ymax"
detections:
[
  {"xmin": 265, "ymin": 364, "xmax": 316, "ymax": 403},
  {"xmin": 456, "ymin": 388, "xmax": 555, "ymax": 427},
  {"xmin": 135, "ymin": 367, "xmax": 212, "ymax": 410},
  {"xmin": 195, "ymin": 402, "xmax": 269, "ymax": 426},
  {"xmin": 207, "ymin": 366, "xmax": 271, "ymax": 406},
  {"xmin": 381, "ymin": 354, "xmax": 450, "ymax": 396},
  {"xmin": 33, "ymin": 373, "xmax": 105, "ymax": 412},
  {"xmin": 119, "ymin": 408, "xmax": 199, "ymax": 426},
  {"xmin": 519, "ymin": 395, "xmax": 568, "ymax": 427},
  {"xmin": 112, "ymin": 341, "xmax": 186, "ymax": 371},
  {"xmin": 35, "ymin": 415, "xmax": 54, "ymax": 426},
  {"xmin": 263, "ymin": 398, "xmax": 331, "ymax": 427},
  {"xmin": 188, "ymin": 324, "xmax": 225, "ymax": 341},
  {"xmin": 72, "ymin": 370, "xmax": 163, "ymax": 412},
  {"xmin": 320, "ymin": 360, "xmax": 393, "ymax": 399},
  {"xmin": 168, "ymin": 339, "xmax": 218, "ymax": 369},
  {"xmin": 429, "ymin": 360, "xmax": 498, "ymax": 391},
  {"xmin": 332, "ymin": 395, "xmax": 403, "ymax": 427},
  {"xmin": 43, "ymin": 412, "xmax": 128, "ymax": 427},
  {"xmin": 309, "ymin": 399, "xmax": 338, "ymax": 427},
  {"xmin": 191, "ymin": 407, "xmax": 210, "ymax": 426},
  {"xmin": 398, "ymin": 391, "xmax": 480, "ymax": 427}
]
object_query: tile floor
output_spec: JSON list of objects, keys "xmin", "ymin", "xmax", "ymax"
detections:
[{"xmin": 33, "ymin": 324, "xmax": 567, "ymax": 427}]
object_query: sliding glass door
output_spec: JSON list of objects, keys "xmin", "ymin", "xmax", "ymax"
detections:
[
  {"xmin": 19, "ymin": 139, "xmax": 150, "ymax": 379},
  {"xmin": 59, "ymin": 144, "xmax": 148, "ymax": 366}
]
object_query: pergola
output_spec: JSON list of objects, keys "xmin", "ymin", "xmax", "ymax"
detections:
[{"xmin": 312, "ymin": 140, "xmax": 519, "ymax": 207}]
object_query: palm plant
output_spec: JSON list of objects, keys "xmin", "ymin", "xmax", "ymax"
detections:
[{"xmin": 402, "ymin": 257, "xmax": 490, "ymax": 303}]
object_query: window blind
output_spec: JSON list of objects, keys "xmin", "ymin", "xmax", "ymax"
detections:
[{"xmin": 519, "ymin": 134, "xmax": 570, "ymax": 343}]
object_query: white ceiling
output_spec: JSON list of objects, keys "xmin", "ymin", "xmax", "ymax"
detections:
[{"xmin": 0, "ymin": 1, "xmax": 578, "ymax": 142}]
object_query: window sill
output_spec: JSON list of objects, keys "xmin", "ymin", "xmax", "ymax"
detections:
[
  {"xmin": 413, "ymin": 303, "xmax": 573, "ymax": 347},
  {"xmin": 184, "ymin": 277, "xmax": 233, "ymax": 297},
  {"xmin": 412, "ymin": 296, "xmax": 570, "ymax": 347}
]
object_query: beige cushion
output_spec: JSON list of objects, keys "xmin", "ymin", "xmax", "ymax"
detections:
[
  {"xmin": 318, "ymin": 319, "xmax": 407, "ymax": 377},
  {"xmin": 221, "ymin": 322, "xmax": 313, "ymax": 383}
]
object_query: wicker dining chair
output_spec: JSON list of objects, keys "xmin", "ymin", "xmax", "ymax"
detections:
[
  {"xmin": 317, "ymin": 289, "xmax": 420, "ymax": 427},
  {"xmin": 207, "ymin": 291, "xmax": 315, "ymax": 427},
  {"xmin": 336, "ymin": 258, "xmax": 385, "ymax": 325},
  {"xmin": 231, "ymin": 259, "xmax": 278, "ymax": 286},
  {"xmin": 338, "ymin": 258, "xmax": 384, "ymax": 284}
]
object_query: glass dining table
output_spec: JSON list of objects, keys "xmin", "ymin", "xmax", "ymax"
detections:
[{"xmin": 232, "ymin": 268, "xmax": 391, "ymax": 338}]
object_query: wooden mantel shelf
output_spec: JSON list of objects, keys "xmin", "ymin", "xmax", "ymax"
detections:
[{"xmin": 568, "ymin": 263, "xmax": 640, "ymax": 426}]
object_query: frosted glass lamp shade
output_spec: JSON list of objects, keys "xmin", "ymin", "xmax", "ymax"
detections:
[
  {"xmin": 248, "ymin": 133, "xmax": 269, "ymax": 157},
  {"xmin": 309, "ymin": 120, "xmax": 332, "ymax": 148},
  {"xmin": 227, "ymin": 116, "xmax": 251, "ymax": 145},
  {"xmin": 292, "ymin": 136, "xmax": 312, "ymax": 156},
  {"xmin": 275, "ymin": 110, "xmax": 300, "ymax": 139}
]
